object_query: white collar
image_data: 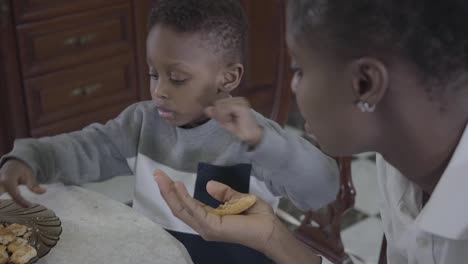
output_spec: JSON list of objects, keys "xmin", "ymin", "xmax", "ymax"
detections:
[{"xmin": 415, "ymin": 122, "xmax": 468, "ymax": 240}]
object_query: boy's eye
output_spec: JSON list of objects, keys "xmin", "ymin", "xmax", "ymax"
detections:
[
  {"xmin": 148, "ymin": 73, "xmax": 159, "ymax": 80},
  {"xmin": 170, "ymin": 79, "xmax": 187, "ymax": 86}
]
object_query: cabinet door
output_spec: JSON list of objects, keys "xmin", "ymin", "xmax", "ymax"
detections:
[
  {"xmin": 237, "ymin": 0, "xmax": 291, "ymax": 125},
  {"xmin": 133, "ymin": 0, "xmax": 153, "ymax": 100}
]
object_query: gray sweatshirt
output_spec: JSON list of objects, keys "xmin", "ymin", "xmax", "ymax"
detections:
[{"xmin": 1, "ymin": 101, "xmax": 339, "ymax": 234}]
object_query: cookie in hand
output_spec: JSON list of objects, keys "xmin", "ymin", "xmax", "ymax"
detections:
[{"xmin": 211, "ymin": 195, "xmax": 257, "ymax": 216}]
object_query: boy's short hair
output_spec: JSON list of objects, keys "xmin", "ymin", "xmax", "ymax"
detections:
[
  {"xmin": 288, "ymin": 0, "xmax": 468, "ymax": 94},
  {"xmin": 149, "ymin": 0, "xmax": 248, "ymax": 64}
]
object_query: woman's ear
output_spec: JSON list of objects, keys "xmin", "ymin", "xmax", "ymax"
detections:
[
  {"xmin": 218, "ymin": 63, "xmax": 244, "ymax": 93},
  {"xmin": 350, "ymin": 57, "xmax": 389, "ymax": 107}
]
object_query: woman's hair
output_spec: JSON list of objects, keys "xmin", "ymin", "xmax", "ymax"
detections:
[
  {"xmin": 288, "ymin": 0, "xmax": 468, "ymax": 93},
  {"xmin": 149, "ymin": 0, "xmax": 248, "ymax": 64}
]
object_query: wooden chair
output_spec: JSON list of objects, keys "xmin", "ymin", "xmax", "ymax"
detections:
[
  {"xmin": 294, "ymin": 157, "xmax": 356, "ymax": 264},
  {"xmin": 294, "ymin": 158, "xmax": 389, "ymax": 264}
]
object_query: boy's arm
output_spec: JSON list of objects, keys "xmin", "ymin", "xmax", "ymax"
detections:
[
  {"xmin": 206, "ymin": 97, "xmax": 339, "ymax": 211},
  {"xmin": 248, "ymin": 116, "xmax": 340, "ymax": 210},
  {"xmin": 0, "ymin": 103, "xmax": 145, "ymax": 185}
]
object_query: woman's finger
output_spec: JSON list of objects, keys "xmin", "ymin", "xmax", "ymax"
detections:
[
  {"xmin": 155, "ymin": 170, "xmax": 235, "ymax": 240},
  {"xmin": 154, "ymin": 170, "xmax": 205, "ymax": 231},
  {"xmin": 206, "ymin": 180, "xmax": 245, "ymax": 202},
  {"xmin": 173, "ymin": 181, "xmax": 214, "ymax": 223}
]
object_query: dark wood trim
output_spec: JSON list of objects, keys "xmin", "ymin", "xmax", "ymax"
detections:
[
  {"xmin": 0, "ymin": 53, "xmax": 7, "ymax": 154},
  {"xmin": 239, "ymin": 0, "xmax": 291, "ymax": 126},
  {"xmin": 132, "ymin": 0, "xmax": 152, "ymax": 101},
  {"xmin": 13, "ymin": 0, "xmax": 127, "ymax": 24},
  {"xmin": 270, "ymin": 0, "xmax": 292, "ymax": 126},
  {"xmin": 0, "ymin": 0, "xmax": 29, "ymax": 155}
]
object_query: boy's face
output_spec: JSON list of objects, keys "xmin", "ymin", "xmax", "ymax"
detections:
[
  {"xmin": 286, "ymin": 33, "xmax": 367, "ymax": 156},
  {"xmin": 146, "ymin": 25, "xmax": 225, "ymax": 127}
]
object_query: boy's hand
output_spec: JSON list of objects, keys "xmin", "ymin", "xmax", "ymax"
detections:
[
  {"xmin": 0, "ymin": 159, "xmax": 46, "ymax": 207},
  {"xmin": 206, "ymin": 97, "xmax": 263, "ymax": 148}
]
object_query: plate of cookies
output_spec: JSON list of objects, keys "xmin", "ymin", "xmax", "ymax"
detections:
[{"xmin": 0, "ymin": 200, "xmax": 62, "ymax": 264}]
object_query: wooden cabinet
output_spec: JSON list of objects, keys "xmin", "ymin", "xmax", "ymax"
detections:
[
  {"xmin": 0, "ymin": 0, "xmax": 290, "ymax": 155},
  {"xmin": 0, "ymin": 0, "xmax": 148, "ymax": 155}
]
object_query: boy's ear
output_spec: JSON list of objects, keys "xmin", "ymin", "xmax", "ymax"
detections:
[{"xmin": 219, "ymin": 63, "xmax": 244, "ymax": 93}]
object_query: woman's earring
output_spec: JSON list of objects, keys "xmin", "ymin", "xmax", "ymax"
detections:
[{"xmin": 356, "ymin": 101, "xmax": 376, "ymax": 113}]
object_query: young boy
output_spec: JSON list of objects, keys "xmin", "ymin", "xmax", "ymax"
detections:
[{"xmin": 0, "ymin": 1, "xmax": 339, "ymax": 263}]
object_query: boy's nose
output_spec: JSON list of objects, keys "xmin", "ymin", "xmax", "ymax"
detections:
[{"xmin": 152, "ymin": 84, "xmax": 169, "ymax": 99}]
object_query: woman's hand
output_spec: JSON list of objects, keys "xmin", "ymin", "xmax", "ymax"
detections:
[
  {"xmin": 154, "ymin": 170, "xmax": 322, "ymax": 264},
  {"xmin": 154, "ymin": 169, "xmax": 278, "ymax": 252}
]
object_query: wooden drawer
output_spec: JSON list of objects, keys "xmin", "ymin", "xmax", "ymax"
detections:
[
  {"xmin": 30, "ymin": 101, "xmax": 136, "ymax": 137},
  {"xmin": 17, "ymin": 4, "xmax": 134, "ymax": 77},
  {"xmin": 13, "ymin": 0, "xmax": 127, "ymax": 23},
  {"xmin": 24, "ymin": 53, "xmax": 138, "ymax": 129}
]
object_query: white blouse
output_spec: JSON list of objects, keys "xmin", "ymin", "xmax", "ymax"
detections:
[{"xmin": 377, "ymin": 124, "xmax": 468, "ymax": 264}]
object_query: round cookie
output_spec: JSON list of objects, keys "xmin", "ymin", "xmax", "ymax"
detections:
[{"xmin": 212, "ymin": 195, "xmax": 257, "ymax": 216}]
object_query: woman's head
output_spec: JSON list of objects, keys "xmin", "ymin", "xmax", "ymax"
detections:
[
  {"xmin": 287, "ymin": 0, "xmax": 468, "ymax": 156},
  {"xmin": 146, "ymin": 0, "xmax": 247, "ymax": 127}
]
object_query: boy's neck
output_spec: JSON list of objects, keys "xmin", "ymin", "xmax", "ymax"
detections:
[{"xmin": 179, "ymin": 118, "xmax": 211, "ymax": 129}]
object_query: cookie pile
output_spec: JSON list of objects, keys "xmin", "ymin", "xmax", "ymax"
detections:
[{"xmin": 0, "ymin": 223, "xmax": 37, "ymax": 264}]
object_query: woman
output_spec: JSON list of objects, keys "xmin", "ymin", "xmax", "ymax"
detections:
[{"xmin": 155, "ymin": 0, "xmax": 468, "ymax": 263}]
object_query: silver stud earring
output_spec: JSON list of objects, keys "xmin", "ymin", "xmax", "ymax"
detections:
[{"xmin": 357, "ymin": 101, "xmax": 376, "ymax": 113}]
